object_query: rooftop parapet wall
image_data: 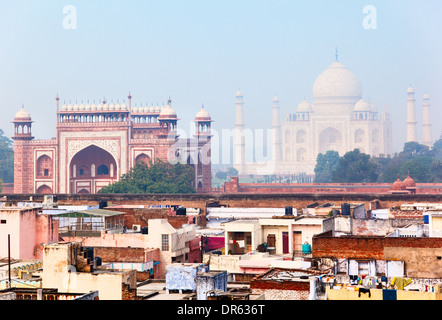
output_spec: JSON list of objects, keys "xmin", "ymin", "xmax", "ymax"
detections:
[{"xmin": 1, "ymin": 192, "xmax": 441, "ymax": 212}]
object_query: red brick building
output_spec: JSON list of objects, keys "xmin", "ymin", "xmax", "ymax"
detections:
[{"xmin": 11, "ymin": 95, "xmax": 212, "ymax": 194}]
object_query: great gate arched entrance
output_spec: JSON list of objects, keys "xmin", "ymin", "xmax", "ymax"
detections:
[{"xmin": 69, "ymin": 145, "xmax": 118, "ymax": 194}]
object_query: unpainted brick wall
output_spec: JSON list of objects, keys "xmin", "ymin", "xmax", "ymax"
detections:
[
  {"xmin": 106, "ymin": 207, "xmax": 190, "ymax": 229},
  {"xmin": 312, "ymin": 234, "xmax": 442, "ymax": 260},
  {"xmin": 121, "ymin": 283, "xmax": 138, "ymax": 300},
  {"xmin": 251, "ymin": 288, "xmax": 310, "ymax": 300},
  {"xmin": 95, "ymin": 247, "xmax": 147, "ymax": 263}
]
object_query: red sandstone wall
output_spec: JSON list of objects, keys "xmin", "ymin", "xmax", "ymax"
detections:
[{"xmin": 14, "ymin": 141, "xmax": 35, "ymax": 193}]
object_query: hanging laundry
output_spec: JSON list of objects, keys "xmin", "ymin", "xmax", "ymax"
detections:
[
  {"xmin": 391, "ymin": 277, "xmax": 412, "ymax": 290},
  {"xmin": 382, "ymin": 289, "xmax": 397, "ymax": 300},
  {"xmin": 358, "ymin": 288, "xmax": 371, "ymax": 298}
]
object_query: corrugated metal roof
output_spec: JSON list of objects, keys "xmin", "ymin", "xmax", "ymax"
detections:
[{"xmin": 54, "ymin": 208, "xmax": 124, "ymax": 218}]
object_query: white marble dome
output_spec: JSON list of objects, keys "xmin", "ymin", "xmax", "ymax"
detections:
[
  {"xmin": 297, "ymin": 100, "xmax": 313, "ymax": 113},
  {"xmin": 354, "ymin": 99, "xmax": 370, "ymax": 112},
  {"xmin": 313, "ymin": 61, "xmax": 362, "ymax": 102}
]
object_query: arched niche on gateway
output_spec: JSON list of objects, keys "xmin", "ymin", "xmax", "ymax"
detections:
[{"xmin": 70, "ymin": 145, "xmax": 118, "ymax": 181}]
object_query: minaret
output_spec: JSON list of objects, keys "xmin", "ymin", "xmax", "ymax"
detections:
[
  {"xmin": 422, "ymin": 93, "xmax": 432, "ymax": 147},
  {"xmin": 56, "ymin": 94, "xmax": 60, "ymax": 125},
  {"xmin": 272, "ymin": 95, "xmax": 281, "ymax": 162},
  {"xmin": 234, "ymin": 90, "xmax": 245, "ymax": 172},
  {"xmin": 406, "ymin": 85, "xmax": 417, "ymax": 142}
]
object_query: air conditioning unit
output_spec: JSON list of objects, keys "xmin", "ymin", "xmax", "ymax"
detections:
[{"xmin": 132, "ymin": 225, "xmax": 141, "ymax": 232}]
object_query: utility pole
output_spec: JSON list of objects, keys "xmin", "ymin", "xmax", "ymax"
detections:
[
  {"xmin": 8, "ymin": 234, "xmax": 11, "ymax": 288},
  {"xmin": 200, "ymin": 235, "xmax": 204, "ymax": 263}
]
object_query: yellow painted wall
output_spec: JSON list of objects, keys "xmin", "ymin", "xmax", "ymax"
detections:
[
  {"xmin": 432, "ymin": 216, "xmax": 442, "ymax": 231},
  {"xmin": 326, "ymin": 286, "xmax": 441, "ymax": 300}
]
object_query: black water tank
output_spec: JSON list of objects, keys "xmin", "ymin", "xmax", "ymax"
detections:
[
  {"xmin": 95, "ymin": 257, "xmax": 102, "ymax": 267},
  {"xmin": 141, "ymin": 227, "xmax": 149, "ymax": 234},
  {"xmin": 341, "ymin": 203, "xmax": 351, "ymax": 215},
  {"xmin": 176, "ymin": 207, "xmax": 187, "ymax": 216},
  {"xmin": 99, "ymin": 200, "xmax": 107, "ymax": 209},
  {"xmin": 285, "ymin": 206, "xmax": 293, "ymax": 216}
]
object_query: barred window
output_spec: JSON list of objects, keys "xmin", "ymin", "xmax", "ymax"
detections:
[{"xmin": 161, "ymin": 234, "xmax": 169, "ymax": 251}]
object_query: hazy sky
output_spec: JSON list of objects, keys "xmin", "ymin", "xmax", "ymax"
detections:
[{"xmin": 0, "ymin": 0, "xmax": 440, "ymax": 159}]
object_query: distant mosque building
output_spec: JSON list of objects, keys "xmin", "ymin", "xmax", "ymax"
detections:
[
  {"xmin": 234, "ymin": 56, "xmax": 433, "ymax": 177},
  {"xmin": 11, "ymin": 95, "xmax": 213, "ymax": 194}
]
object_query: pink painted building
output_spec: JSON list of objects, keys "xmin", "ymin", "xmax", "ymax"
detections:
[{"xmin": 0, "ymin": 206, "xmax": 59, "ymax": 260}]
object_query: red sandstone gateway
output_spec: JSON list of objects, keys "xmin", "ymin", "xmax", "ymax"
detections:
[{"xmin": 11, "ymin": 95, "xmax": 212, "ymax": 194}]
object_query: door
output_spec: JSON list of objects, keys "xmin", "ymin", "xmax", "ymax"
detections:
[
  {"xmin": 294, "ymin": 231, "xmax": 302, "ymax": 253},
  {"xmin": 282, "ymin": 232, "xmax": 289, "ymax": 254},
  {"xmin": 267, "ymin": 234, "xmax": 276, "ymax": 254}
]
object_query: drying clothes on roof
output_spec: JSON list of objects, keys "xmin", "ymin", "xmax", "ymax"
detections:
[
  {"xmin": 358, "ymin": 288, "xmax": 371, "ymax": 298},
  {"xmin": 391, "ymin": 277, "xmax": 412, "ymax": 290}
]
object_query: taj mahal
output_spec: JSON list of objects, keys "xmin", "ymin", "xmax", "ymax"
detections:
[{"xmin": 233, "ymin": 56, "xmax": 432, "ymax": 177}]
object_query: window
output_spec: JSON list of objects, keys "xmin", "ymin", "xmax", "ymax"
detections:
[
  {"xmin": 1, "ymin": 220, "xmax": 6, "ymax": 224},
  {"xmin": 161, "ymin": 234, "xmax": 169, "ymax": 251},
  {"xmin": 97, "ymin": 164, "xmax": 109, "ymax": 175},
  {"xmin": 79, "ymin": 168, "xmax": 85, "ymax": 176},
  {"xmin": 44, "ymin": 169, "xmax": 49, "ymax": 177}
]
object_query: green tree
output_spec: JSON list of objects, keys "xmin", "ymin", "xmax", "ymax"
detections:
[
  {"xmin": 429, "ymin": 160, "xmax": 442, "ymax": 182},
  {"xmin": 314, "ymin": 150, "xmax": 340, "ymax": 183},
  {"xmin": 99, "ymin": 159, "xmax": 195, "ymax": 194},
  {"xmin": 331, "ymin": 149, "xmax": 378, "ymax": 183},
  {"xmin": 227, "ymin": 167, "xmax": 238, "ymax": 177},
  {"xmin": 215, "ymin": 171, "xmax": 228, "ymax": 180},
  {"xmin": 400, "ymin": 141, "xmax": 430, "ymax": 159},
  {"xmin": 0, "ymin": 129, "xmax": 14, "ymax": 184}
]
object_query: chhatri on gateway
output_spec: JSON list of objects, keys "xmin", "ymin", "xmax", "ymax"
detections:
[{"xmin": 233, "ymin": 57, "xmax": 432, "ymax": 177}]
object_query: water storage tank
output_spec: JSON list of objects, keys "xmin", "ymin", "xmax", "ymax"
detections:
[
  {"xmin": 341, "ymin": 203, "xmax": 351, "ymax": 215},
  {"xmin": 285, "ymin": 206, "xmax": 293, "ymax": 216},
  {"xmin": 176, "ymin": 207, "xmax": 187, "ymax": 215},
  {"xmin": 302, "ymin": 243, "xmax": 312, "ymax": 254}
]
